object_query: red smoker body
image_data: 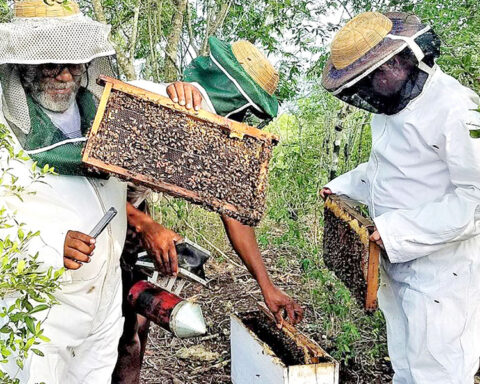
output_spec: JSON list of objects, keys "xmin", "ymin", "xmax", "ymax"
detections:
[{"xmin": 127, "ymin": 280, "xmax": 182, "ymax": 332}]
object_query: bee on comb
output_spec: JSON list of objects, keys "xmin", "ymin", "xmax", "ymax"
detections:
[
  {"xmin": 82, "ymin": 76, "xmax": 279, "ymax": 226},
  {"xmin": 323, "ymin": 195, "xmax": 380, "ymax": 311}
]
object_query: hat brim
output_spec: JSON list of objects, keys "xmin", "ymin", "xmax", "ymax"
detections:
[
  {"xmin": 208, "ymin": 37, "xmax": 278, "ymax": 119},
  {"xmin": 322, "ymin": 12, "xmax": 427, "ymax": 93},
  {"xmin": 0, "ymin": 14, "xmax": 115, "ymax": 65}
]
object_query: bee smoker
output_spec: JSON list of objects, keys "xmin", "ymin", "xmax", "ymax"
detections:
[
  {"xmin": 128, "ymin": 238, "xmax": 210, "ymax": 339},
  {"xmin": 127, "ymin": 280, "xmax": 206, "ymax": 338}
]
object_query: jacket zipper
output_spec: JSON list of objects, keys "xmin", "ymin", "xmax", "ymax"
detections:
[
  {"xmin": 370, "ymin": 118, "xmax": 388, "ymax": 218},
  {"xmin": 87, "ymin": 178, "xmax": 115, "ymax": 316}
]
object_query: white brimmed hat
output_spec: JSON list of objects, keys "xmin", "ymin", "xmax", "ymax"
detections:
[{"xmin": 0, "ymin": 0, "xmax": 115, "ymax": 134}]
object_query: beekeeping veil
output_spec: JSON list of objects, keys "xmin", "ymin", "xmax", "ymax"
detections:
[
  {"xmin": 0, "ymin": 0, "xmax": 115, "ymax": 175},
  {"xmin": 322, "ymin": 12, "xmax": 441, "ymax": 115},
  {"xmin": 183, "ymin": 37, "xmax": 279, "ymax": 121}
]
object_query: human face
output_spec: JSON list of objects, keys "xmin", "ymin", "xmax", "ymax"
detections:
[
  {"xmin": 19, "ymin": 64, "xmax": 85, "ymax": 112},
  {"xmin": 369, "ymin": 56, "xmax": 411, "ymax": 97}
]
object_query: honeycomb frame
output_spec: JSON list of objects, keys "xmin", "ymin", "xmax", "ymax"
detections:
[
  {"xmin": 323, "ymin": 195, "xmax": 380, "ymax": 311},
  {"xmin": 82, "ymin": 76, "xmax": 279, "ymax": 226}
]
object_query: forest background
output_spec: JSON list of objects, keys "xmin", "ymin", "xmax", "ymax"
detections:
[{"xmin": 0, "ymin": 0, "xmax": 479, "ymax": 382}]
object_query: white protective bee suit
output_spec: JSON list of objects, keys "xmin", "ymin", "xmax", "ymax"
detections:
[
  {"xmin": 0, "ymin": 2, "xmax": 129, "ymax": 382},
  {"xmin": 0, "ymin": 107, "xmax": 128, "ymax": 383},
  {"xmin": 326, "ymin": 66, "xmax": 480, "ymax": 383}
]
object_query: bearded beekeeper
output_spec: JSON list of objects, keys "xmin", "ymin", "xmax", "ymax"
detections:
[
  {"xmin": 0, "ymin": 1, "xmax": 129, "ymax": 382},
  {"xmin": 113, "ymin": 37, "xmax": 304, "ymax": 384},
  {"xmin": 320, "ymin": 11, "xmax": 480, "ymax": 383}
]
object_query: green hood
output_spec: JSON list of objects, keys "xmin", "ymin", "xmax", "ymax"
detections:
[
  {"xmin": 22, "ymin": 88, "xmax": 97, "ymax": 176},
  {"xmin": 184, "ymin": 37, "xmax": 278, "ymax": 120}
]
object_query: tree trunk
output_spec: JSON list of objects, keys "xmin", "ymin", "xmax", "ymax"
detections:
[
  {"xmin": 199, "ymin": 0, "xmax": 232, "ymax": 56},
  {"xmin": 163, "ymin": 0, "xmax": 188, "ymax": 82},
  {"xmin": 329, "ymin": 106, "xmax": 349, "ymax": 181},
  {"xmin": 91, "ymin": 0, "xmax": 137, "ymax": 80}
]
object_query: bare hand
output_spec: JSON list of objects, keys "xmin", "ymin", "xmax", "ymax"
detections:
[
  {"xmin": 370, "ymin": 229, "xmax": 384, "ymax": 249},
  {"xmin": 320, "ymin": 187, "xmax": 332, "ymax": 201},
  {"xmin": 140, "ymin": 220, "xmax": 182, "ymax": 276},
  {"xmin": 166, "ymin": 81, "xmax": 203, "ymax": 111},
  {"xmin": 262, "ymin": 285, "xmax": 304, "ymax": 328},
  {"xmin": 63, "ymin": 230, "xmax": 95, "ymax": 270}
]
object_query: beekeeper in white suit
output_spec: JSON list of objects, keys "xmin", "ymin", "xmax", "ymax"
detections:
[
  {"xmin": 0, "ymin": 1, "xmax": 128, "ymax": 382},
  {"xmin": 320, "ymin": 11, "xmax": 480, "ymax": 384}
]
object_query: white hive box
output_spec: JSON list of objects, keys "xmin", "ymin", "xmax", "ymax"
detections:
[{"xmin": 231, "ymin": 310, "xmax": 339, "ymax": 384}]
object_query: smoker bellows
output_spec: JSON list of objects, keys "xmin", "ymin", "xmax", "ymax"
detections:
[
  {"xmin": 323, "ymin": 195, "xmax": 380, "ymax": 311},
  {"xmin": 82, "ymin": 76, "xmax": 279, "ymax": 226}
]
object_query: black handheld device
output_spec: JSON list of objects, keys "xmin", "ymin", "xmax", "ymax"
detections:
[{"xmin": 89, "ymin": 207, "xmax": 118, "ymax": 238}]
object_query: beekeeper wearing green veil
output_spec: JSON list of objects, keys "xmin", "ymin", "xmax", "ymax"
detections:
[
  {"xmin": 114, "ymin": 36, "xmax": 303, "ymax": 384},
  {"xmin": 0, "ymin": 1, "xmax": 128, "ymax": 382}
]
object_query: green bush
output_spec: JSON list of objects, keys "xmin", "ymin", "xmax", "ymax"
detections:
[{"xmin": 0, "ymin": 124, "xmax": 63, "ymax": 384}]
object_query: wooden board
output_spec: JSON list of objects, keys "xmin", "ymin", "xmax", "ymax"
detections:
[
  {"xmin": 323, "ymin": 195, "xmax": 380, "ymax": 312},
  {"xmin": 82, "ymin": 76, "xmax": 279, "ymax": 226}
]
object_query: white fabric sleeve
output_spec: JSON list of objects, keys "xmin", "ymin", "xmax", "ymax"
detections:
[
  {"xmin": 324, "ymin": 162, "xmax": 370, "ymax": 205},
  {"xmin": 375, "ymin": 112, "xmax": 480, "ymax": 263}
]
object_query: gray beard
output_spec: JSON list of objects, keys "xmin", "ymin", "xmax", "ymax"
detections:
[
  {"xmin": 17, "ymin": 64, "xmax": 80, "ymax": 112},
  {"xmin": 31, "ymin": 82, "xmax": 80, "ymax": 112}
]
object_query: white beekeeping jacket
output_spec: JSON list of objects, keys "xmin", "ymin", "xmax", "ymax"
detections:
[
  {"xmin": 0, "ymin": 92, "xmax": 127, "ymax": 331},
  {"xmin": 326, "ymin": 67, "xmax": 480, "ymax": 264}
]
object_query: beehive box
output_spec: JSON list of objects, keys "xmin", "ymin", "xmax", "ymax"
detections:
[
  {"xmin": 82, "ymin": 76, "xmax": 279, "ymax": 226},
  {"xmin": 231, "ymin": 308, "xmax": 339, "ymax": 384},
  {"xmin": 323, "ymin": 195, "xmax": 380, "ymax": 311}
]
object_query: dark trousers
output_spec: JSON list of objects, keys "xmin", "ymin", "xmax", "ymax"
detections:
[{"xmin": 112, "ymin": 210, "xmax": 151, "ymax": 384}]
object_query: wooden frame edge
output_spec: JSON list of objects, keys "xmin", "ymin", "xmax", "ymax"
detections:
[
  {"xmin": 82, "ymin": 82, "xmax": 113, "ymax": 163},
  {"xmin": 97, "ymin": 75, "xmax": 279, "ymax": 145},
  {"xmin": 365, "ymin": 241, "xmax": 380, "ymax": 311}
]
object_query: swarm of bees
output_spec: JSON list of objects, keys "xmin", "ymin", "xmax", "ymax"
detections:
[
  {"xmin": 323, "ymin": 195, "xmax": 380, "ymax": 311},
  {"xmin": 85, "ymin": 87, "xmax": 277, "ymax": 226}
]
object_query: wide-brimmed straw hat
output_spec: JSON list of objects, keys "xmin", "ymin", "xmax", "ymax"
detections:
[
  {"xmin": 322, "ymin": 12, "xmax": 433, "ymax": 94},
  {"xmin": 207, "ymin": 37, "xmax": 279, "ymax": 119}
]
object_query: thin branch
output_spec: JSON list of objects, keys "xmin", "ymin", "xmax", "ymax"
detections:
[{"xmin": 129, "ymin": 0, "xmax": 142, "ymax": 61}]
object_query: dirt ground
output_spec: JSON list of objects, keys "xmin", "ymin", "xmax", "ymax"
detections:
[{"xmin": 140, "ymin": 251, "xmax": 394, "ymax": 384}]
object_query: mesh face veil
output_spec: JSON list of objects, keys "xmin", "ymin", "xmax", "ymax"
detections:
[
  {"xmin": 0, "ymin": 0, "xmax": 116, "ymax": 175},
  {"xmin": 322, "ymin": 12, "xmax": 442, "ymax": 115},
  {"xmin": 335, "ymin": 30, "xmax": 441, "ymax": 115},
  {"xmin": 0, "ymin": 5, "xmax": 115, "ymax": 135}
]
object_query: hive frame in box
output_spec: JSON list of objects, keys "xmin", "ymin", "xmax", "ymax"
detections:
[
  {"xmin": 230, "ymin": 303, "xmax": 339, "ymax": 384},
  {"xmin": 324, "ymin": 195, "xmax": 380, "ymax": 311},
  {"xmin": 82, "ymin": 75, "xmax": 279, "ymax": 225}
]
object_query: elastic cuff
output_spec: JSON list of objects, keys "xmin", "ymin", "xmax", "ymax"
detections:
[{"xmin": 374, "ymin": 214, "xmax": 401, "ymax": 264}]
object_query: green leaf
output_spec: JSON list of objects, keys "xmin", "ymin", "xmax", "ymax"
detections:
[
  {"xmin": 29, "ymin": 304, "xmax": 49, "ymax": 315},
  {"xmin": 1, "ymin": 346, "xmax": 11, "ymax": 357},
  {"xmin": 31, "ymin": 348, "xmax": 44, "ymax": 357},
  {"xmin": 470, "ymin": 129, "xmax": 480, "ymax": 138},
  {"xmin": 25, "ymin": 337, "xmax": 35, "ymax": 350},
  {"xmin": 25, "ymin": 317, "xmax": 35, "ymax": 334},
  {"xmin": 38, "ymin": 335, "xmax": 50, "ymax": 343},
  {"xmin": 16, "ymin": 259, "xmax": 25, "ymax": 274}
]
